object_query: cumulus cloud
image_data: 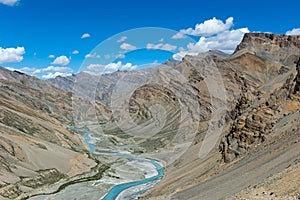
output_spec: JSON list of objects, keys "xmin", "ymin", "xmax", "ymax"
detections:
[
  {"xmin": 42, "ymin": 72, "xmax": 72, "ymax": 79},
  {"xmin": 180, "ymin": 17, "xmax": 234, "ymax": 37},
  {"xmin": 173, "ymin": 27, "xmax": 249, "ymax": 60},
  {"xmin": 48, "ymin": 54, "xmax": 55, "ymax": 59},
  {"xmin": 86, "ymin": 64, "xmax": 103, "ymax": 71},
  {"xmin": 72, "ymin": 50, "xmax": 79, "ymax": 54},
  {"xmin": 86, "ymin": 61, "xmax": 137, "ymax": 74},
  {"xmin": 286, "ymin": 28, "xmax": 300, "ymax": 35},
  {"xmin": 146, "ymin": 43, "xmax": 177, "ymax": 51},
  {"xmin": 120, "ymin": 43, "xmax": 137, "ymax": 51},
  {"xmin": 0, "ymin": 46, "xmax": 25, "ymax": 64},
  {"xmin": 6, "ymin": 65, "xmax": 73, "ymax": 79},
  {"xmin": 0, "ymin": 0, "xmax": 19, "ymax": 6},
  {"xmin": 85, "ymin": 52, "xmax": 100, "ymax": 58},
  {"xmin": 117, "ymin": 36, "xmax": 127, "ymax": 43},
  {"xmin": 51, "ymin": 55, "xmax": 70, "ymax": 66},
  {"xmin": 172, "ymin": 32, "xmax": 186, "ymax": 39},
  {"xmin": 105, "ymin": 62, "xmax": 137, "ymax": 72},
  {"xmin": 6, "ymin": 66, "xmax": 35, "ymax": 74},
  {"xmin": 32, "ymin": 66, "xmax": 73, "ymax": 74},
  {"xmin": 81, "ymin": 33, "xmax": 91, "ymax": 39}
]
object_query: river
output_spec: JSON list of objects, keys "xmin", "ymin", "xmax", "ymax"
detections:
[{"xmin": 82, "ymin": 129, "xmax": 164, "ymax": 200}]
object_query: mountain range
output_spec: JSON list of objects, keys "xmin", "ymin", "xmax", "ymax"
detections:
[{"xmin": 0, "ymin": 33, "xmax": 299, "ymax": 199}]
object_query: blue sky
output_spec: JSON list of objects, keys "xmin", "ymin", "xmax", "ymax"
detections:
[{"xmin": 0, "ymin": 0, "xmax": 299, "ymax": 78}]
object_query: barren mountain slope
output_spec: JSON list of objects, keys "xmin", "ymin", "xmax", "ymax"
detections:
[
  {"xmin": 0, "ymin": 68, "xmax": 100, "ymax": 199},
  {"xmin": 46, "ymin": 33, "xmax": 300, "ymax": 200},
  {"xmin": 140, "ymin": 33, "xmax": 300, "ymax": 199}
]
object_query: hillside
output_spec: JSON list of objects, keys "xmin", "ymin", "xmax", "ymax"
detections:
[
  {"xmin": 49, "ymin": 33, "xmax": 300, "ymax": 199},
  {"xmin": 0, "ymin": 68, "xmax": 100, "ymax": 199},
  {"xmin": 140, "ymin": 33, "xmax": 300, "ymax": 199},
  {"xmin": 0, "ymin": 33, "xmax": 299, "ymax": 199}
]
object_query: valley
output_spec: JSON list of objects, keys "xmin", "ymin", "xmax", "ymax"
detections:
[{"xmin": 0, "ymin": 33, "xmax": 299, "ymax": 200}]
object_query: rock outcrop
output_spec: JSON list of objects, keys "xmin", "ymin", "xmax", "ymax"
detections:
[{"xmin": 138, "ymin": 33, "xmax": 300, "ymax": 199}]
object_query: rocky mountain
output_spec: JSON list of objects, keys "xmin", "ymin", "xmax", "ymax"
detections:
[
  {"xmin": 0, "ymin": 67, "xmax": 103, "ymax": 199},
  {"xmin": 140, "ymin": 33, "xmax": 300, "ymax": 199},
  {"xmin": 0, "ymin": 32, "xmax": 299, "ymax": 199},
  {"xmin": 51, "ymin": 33, "xmax": 300, "ymax": 199},
  {"xmin": 47, "ymin": 71, "xmax": 126, "ymax": 106}
]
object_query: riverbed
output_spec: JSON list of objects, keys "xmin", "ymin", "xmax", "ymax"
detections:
[
  {"xmin": 82, "ymin": 129, "xmax": 164, "ymax": 200},
  {"xmin": 29, "ymin": 127, "xmax": 164, "ymax": 200}
]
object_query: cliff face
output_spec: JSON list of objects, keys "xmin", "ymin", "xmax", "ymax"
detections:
[
  {"xmin": 219, "ymin": 33, "xmax": 300, "ymax": 163},
  {"xmin": 233, "ymin": 33, "xmax": 300, "ymax": 64},
  {"xmin": 139, "ymin": 33, "xmax": 300, "ymax": 199}
]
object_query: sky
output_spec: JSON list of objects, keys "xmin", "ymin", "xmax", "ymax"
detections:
[{"xmin": 0, "ymin": 0, "xmax": 299, "ymax": 79}]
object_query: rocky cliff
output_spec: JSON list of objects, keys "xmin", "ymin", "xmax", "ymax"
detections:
[{"xmin": 138, "ymin": 33, "xmax": 300, "ymax": 199}]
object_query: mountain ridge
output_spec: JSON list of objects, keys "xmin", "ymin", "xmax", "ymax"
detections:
[{"xmin": 0, "ymin": 32, "xmax": 299, "ymax": 199}]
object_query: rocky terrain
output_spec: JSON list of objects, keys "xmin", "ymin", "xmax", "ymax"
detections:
[
  {"xmin": 0, "ymin": 68, "xmax": 107, "ymax": 199},
  {"xmin": 0, "ymin": 32, "xmax": 299, "ymax": 199},
  {"xmin": 139, "ymin": 33, "xmax": 300, "ymax": 199}
]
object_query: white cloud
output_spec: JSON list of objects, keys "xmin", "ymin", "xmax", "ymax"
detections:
[
  {"xmin": 0, "ymin": 46, "xmax": 25, "ymax": 64},
  {"xmin": 81, "ymin": 33, "xmax": 91, "ymax": 39},
  {"xmin": 32, "ymin": 66, "xmax": 73, "ymax": 74},
  {"xmin": 120, "ymin": 43, "xmax": 137, "ymax": 51},
  {"xmin": 5, "ymin": 67, "xmax": 17, "ymax": 71},
  {"xmin": 178, "ymin": 47, "xmax": 185, "ymax": 51},
  {"xmin": 146, "ymin": 43, "xmax": 177, "ymax": 51},
  {"xmin": 51, "ymin": 55, "xmax": 70, "ymax": 66},
  {"xmin": 105, "ymin": 62, "xmax": 137, "ymax": 72},
  {"xmin": 48, "ymin": 54, "xmax": 55, "ymax": 58},
  {"xmin": 173, "ymin": 27, "xmax": 249, "ymax": 60},
  {"xmin": 5, "ymin": 65, "xmax": 73, "ymax": 78},
  {"xmin": 85, "ymin": 52, "xmax": 100, "ymax": 58},
  {"xmin": 172, "ymin": 32, "xmax": 186, "ymax": 39},
  {"xmin": 117, "ymin": 36, "xmax": 127, "ymax": 43},
  {"xmin": 18, "ymin": 67, "xmax": 37, "ymax": 74},
  {"xmin": 86, "ymin": 61, "xmax": 137, "ymax": 74},
  {"xmin": 6, "ymin": 66, "xmax": 35, "ymax": 74},
  {"xmin": 116, "ymin": 53, "xmax": 125, "ymax": 59},
  {"xmin": 286, "ymin": 28, "xmax": 300, "ymax": 35},
  {"xmin": 159, "ymin": 38, "xmax": 164, "ymax": 42},
  {"xmin": 42, "ymin": 72, "xmax": 72, "ymax": 79},
  {"xmin": 86, "ymin": 64, "xmax": 103, "ymax": 70},
  {"xmin": 0, "ymin": 0, "xmax": 19, "ymax": 6},
  {"xmin": 72, "ymin": 50, "xmax": 79, "ymax": 54},
  {"xmin": 180, "ymin": 17, "xmax": 234, "ymax": 37}
]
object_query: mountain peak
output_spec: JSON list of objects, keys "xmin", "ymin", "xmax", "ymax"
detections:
[
  {"xmin": 235, "ymin": 33, "xmax": 300, "ymax": 51},
  {"xmin": 232, "ymin": 33, "xmax": 300, "ymax": 64}
]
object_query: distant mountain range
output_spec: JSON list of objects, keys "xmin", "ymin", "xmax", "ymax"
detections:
[{"xmin": 0, "ymin": 33, "xmax": 299, "ymax": 199}]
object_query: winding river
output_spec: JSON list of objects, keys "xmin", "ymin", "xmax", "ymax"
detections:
[{"xmin": 82, "ymin": 129, "xmax": 164, "ymax": 200}]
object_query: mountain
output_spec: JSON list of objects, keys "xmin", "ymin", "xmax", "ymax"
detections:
[
  {"xmin": 47, "ymin": 71, "xmax": 125, "ymax": 106},
  {"xmin": 1, "ymin": 33, "xmax": 299, "ymax": 199},
  {"xmin": 163, "ymin": 58, "xmax": 180, "ymax": 67},
  {"xmin": 0, "ymin": 67, "xmax": 103, "ymax": 199},
  {"xmin": 50, "ymin": 33, "xmax": 300, "ymax": 199},
  {"xmin": 140, "ymin": 33, "xmax": 300, "ymax": 199}
]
